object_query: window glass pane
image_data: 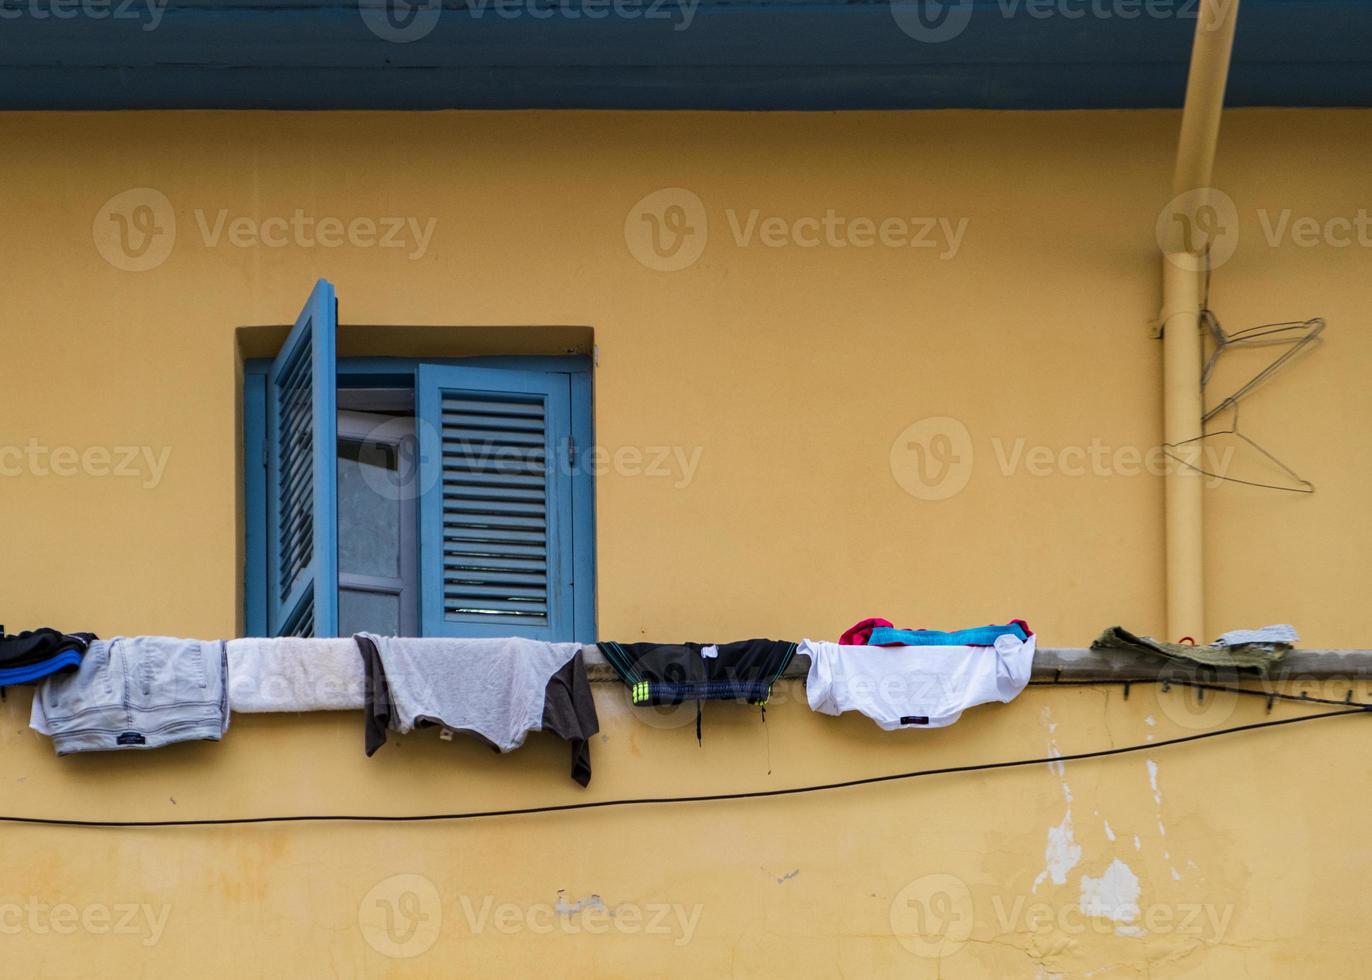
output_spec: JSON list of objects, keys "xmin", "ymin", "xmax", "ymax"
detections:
[
  {"xmin": 339, "ymin": 588, "xmax": 400, "ymax": 637},
  {"xmin": 337, "ymin": 439, "xmax": 400, "ymax": 578}
]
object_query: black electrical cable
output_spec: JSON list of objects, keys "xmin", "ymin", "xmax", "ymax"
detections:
[{"xmin": 0, "ymin": 704, "xmax": 1364, "ymax": 830}]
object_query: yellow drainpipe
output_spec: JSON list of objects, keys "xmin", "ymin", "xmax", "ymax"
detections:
[{"xmin": 1162, "ymin": 0, "xmax": 1241, "ymax": 641}]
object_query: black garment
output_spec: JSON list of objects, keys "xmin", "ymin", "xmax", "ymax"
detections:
[
  {"xmin": 597, "ymin": 639, "xmax": 798, "ymax": 706},
  {"xmin": 0, "ymin": 628, "xmax": 97, "ymax": 669}
]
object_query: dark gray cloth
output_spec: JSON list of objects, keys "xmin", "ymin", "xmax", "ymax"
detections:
[
  {"xmin": 358, "ymin": 634, "xmax": 395, "ymax": 758},
  {"xmin": 541, "ymin": 653, "xmax": 599, "ymax": 787}
]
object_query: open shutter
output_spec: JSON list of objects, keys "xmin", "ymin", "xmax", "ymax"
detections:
[
  {"xmin": 266, "ymin": 279, "xmax": 338, "ymax": 637},
  {"xmin": 416, "ymin": 364, "xmax": 574, "ymax": 640}
]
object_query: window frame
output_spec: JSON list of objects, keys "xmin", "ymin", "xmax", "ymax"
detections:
[{"xmin": 243, "ymin": 355, "xmax": 596, "ymax": 641}]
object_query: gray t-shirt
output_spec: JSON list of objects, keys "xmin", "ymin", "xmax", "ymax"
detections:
[{"xmin": 357, "ymin": 634, "xmax": 599, "ymax": 786}]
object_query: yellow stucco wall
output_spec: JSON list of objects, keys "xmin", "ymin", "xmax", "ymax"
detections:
[{"xmin": 0, "ymin": 109, "xmax": 1369, "ymax": 977}]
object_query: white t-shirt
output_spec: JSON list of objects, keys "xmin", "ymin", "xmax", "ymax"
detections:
[{"xmin": 801, "ymin": 633, "xmax": 1035, "ymax": 730}]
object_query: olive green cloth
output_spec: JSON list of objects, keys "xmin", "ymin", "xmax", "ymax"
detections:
[{"xmin": 1091, "ymin": 625, "xmax": 1290, "ymax": 674}]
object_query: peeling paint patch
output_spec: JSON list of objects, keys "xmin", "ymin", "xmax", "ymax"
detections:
[
  {"xmin": 554, "ymin": 893, "xmax": 607, "ymax": 916},
  {"xmin": 1103, "ymin": 819, "xmax": 1116, "ymax": 841},
  {"xmin": 1133, "ymin": 835, "xmax": 1141, "ymax": 851},
  {"xmin": 1034, "ymin": 706, "xmax": 1081, "ymax": 892},
  {"xmin": 1047, "ymin": 744, "xmax": 1066, "ymax": 780},
  {"xmin": 1041, "ymin": 706, "xmax": 1070, "ymax": 799},
  {"xmin": 1034, "ymin": 810, "xmax": 1083, "ymax": 892},
  {"xmin": 1146, "ymin": 759, "xmax": 1162, "ymax": 805},
  {"xmin": 1079, "ymin": 859, "xmax": 1141, "ymax": 930}
]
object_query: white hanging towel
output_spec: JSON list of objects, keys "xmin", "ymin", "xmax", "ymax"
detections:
[
  {"xmin": 226, "ymin": 637, "xmax": 366, "ymax": 712},
  {"xmin": 801, "ymin": 632, "xmax": 1036, "ymax": 730}
]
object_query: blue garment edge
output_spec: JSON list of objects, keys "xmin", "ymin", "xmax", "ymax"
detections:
[
  {"xmin": 867, "ymin": 623, "xmax": 1030, "ymax": 647},
  {"xmin": 0, "ymin": 650, "xmax": 84, "ymax": 686}
]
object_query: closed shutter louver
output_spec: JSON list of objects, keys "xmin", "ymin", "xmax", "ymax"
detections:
[
  {"xmin": 440, "ymin": 392, "xmax": 551, "ymax": 625},
  {"xmin": 417, "ymin": 364, "xmax": 578, "ymax": 641}
]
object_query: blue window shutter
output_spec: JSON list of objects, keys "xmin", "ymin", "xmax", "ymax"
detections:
[
  {"xmin": 266, "ymin": 279, "xmax": 338, "ymax": 637},
  {"xmin": 416, "ymin": 364, "xmax": 576, "ymax": 641}
]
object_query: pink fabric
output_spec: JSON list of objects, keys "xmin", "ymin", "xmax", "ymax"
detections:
[
  {"xmin": 838, "ymin": 617, "xmax": 893, "ymax": 646},
  {"xmin": 846, "ymin": 618, "xmax": 1035, "ymax": 647}
]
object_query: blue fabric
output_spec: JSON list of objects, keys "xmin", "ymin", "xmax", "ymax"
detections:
[
  {"xmin": 867, "ymin": 623, "xmax": 1029, "ymax": 647},
  {"xmin": 0, "ymin": 650, "xmax": 83, "ymax": 686}
]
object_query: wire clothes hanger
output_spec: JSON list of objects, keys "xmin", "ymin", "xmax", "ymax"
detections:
[
  {"xmin": 1200, "ymin": 309, "xmax": 1326, "ymax": 424},
  {"xmin": 1161, "ymin": 261, "xmax": 1322, "ymax": 493},
  {"xmin": 1164, "ymin": 403, "xmax": 1315, "ymax": 494}
]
